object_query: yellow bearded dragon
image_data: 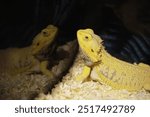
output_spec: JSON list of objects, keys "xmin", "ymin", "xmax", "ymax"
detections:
[
  {"xmin": 0, "ymin": 25, "xmax": 58, "ymax": 77},
  {"xmin": 76, "ymin": 28, "xmax": 150, "ymax": 91}
]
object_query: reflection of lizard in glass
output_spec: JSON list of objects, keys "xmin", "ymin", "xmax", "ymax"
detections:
[{"xmin": 0, "ymin": 25, "xmax": 58, "ymax": 78}]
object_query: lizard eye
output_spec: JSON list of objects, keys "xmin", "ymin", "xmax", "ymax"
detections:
[
  {"xmin": 84, "ymin": 33, "xmax": 92, "ymax": 41},
  {"xmin": 84, "ymin": 36, "xmax": 89, "ymax": 40},
  {"xmin": 42, "ymin": 29, "xmax": 50, "ymax": 37},
  {"xmin": 37, "ymin": 42, "xmax": 40, "ymax": 46}
]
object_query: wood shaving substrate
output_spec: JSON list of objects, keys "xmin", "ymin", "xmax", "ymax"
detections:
[{"xmin": 36, "ymin": 51, "xmax": 150, "ymax": 100}]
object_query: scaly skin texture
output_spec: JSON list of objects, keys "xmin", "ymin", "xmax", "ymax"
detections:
[
  {"xmin": 76, "ymin": 29, "xmax": 150, "ymax": 91},
  {"xmin": 0, "ymin": 25, "xmax": 58, "ymax": 77}
]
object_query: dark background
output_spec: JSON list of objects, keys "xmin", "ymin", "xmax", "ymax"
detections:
[{"xmin": 0, "ymin": 0, "xmax": 150, "ymax": 64}]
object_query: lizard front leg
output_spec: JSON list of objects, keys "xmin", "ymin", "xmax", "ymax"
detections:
[
  {"xmin": 40, "ymin": 60, "xmax": 54, "ymax": 78},
  {"xmin": 75, "ymin": 65, "xmax": 91, "ymax": 82}
]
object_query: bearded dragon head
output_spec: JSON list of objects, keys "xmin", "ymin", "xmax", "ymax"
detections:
[
  {"xmin": 32, "ymin": 25, "xmax": 58, "ymax": 57},
  {"xmin": 77, "ymin": 29, "xmax": 103, "ymax": 63}
]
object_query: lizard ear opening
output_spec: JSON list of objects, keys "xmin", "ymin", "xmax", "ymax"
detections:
[{"xmin": 91, "ymin": 49, "xmax": 94, "ymax": 52}]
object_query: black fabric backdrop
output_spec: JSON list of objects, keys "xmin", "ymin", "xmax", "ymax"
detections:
[{"xmin": 0, "ymin": 0, "xmax": 149, "ymax": 64}]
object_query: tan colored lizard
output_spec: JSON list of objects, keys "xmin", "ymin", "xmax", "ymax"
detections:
[
  {"xmin": 76, "ymin": 28, "xmax": 150, "ymax": 91},
  {"xmin": 0, "ymin": 25, "xmax": 58, "ymax": 77}
]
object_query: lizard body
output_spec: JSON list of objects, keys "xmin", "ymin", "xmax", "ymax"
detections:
[
  {"xmin": 76, "ymin": 29, "xmax": 150, "ymax": 91},
  {"xmin": 0, "ymin": 25, "xmax": 58, "ymax": 77}
]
